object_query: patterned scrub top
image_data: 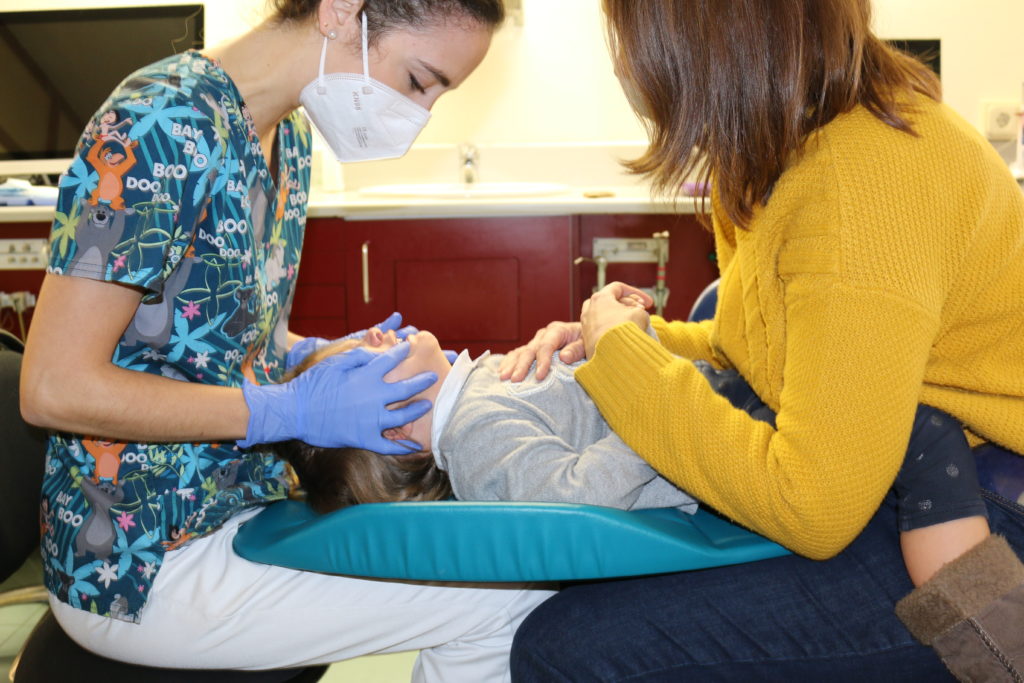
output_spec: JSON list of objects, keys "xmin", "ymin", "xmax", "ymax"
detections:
[{"xmin": 40, "ymin": 51, "xmax": 312, "ymax": 623}]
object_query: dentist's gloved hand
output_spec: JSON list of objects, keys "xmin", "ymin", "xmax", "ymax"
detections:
[
  {"xmin": 284, "ymin": 336, "xmax": 330, "ymax": 370},
  {"xmin": 239, "ymin": 341, "xmax": 436, "ymax": 454},
  {"xmin": 285, "ymin": 312, "xmax": 417, "ymax": 370}
]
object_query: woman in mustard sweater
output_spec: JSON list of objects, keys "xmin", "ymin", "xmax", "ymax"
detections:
[{"xmin": 505, "ymin": 0, "xmax": 1024, "ymax": 680}]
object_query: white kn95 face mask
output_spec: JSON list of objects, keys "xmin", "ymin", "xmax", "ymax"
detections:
[{"xmin": 300, "ymin": 12, "xmax": 431, "ymax": 163}]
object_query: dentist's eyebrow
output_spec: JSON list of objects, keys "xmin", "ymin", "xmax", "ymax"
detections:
[{"xmin": 417, "ymin": 59, "xmax": 450, "ymax": 88}]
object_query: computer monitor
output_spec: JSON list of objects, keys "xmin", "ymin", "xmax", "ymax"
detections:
[
  {"xmin": 0, "ymin": 5, "xmax": 204, "ymax": 179},
  {"xmin": 888, "ymin": 38, "xmax": 941, "ymax": 80}
]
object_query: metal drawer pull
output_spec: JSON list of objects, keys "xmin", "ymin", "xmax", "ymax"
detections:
[{"xmin": 361, "ymin": 241, "xmax": 371, "ymax": 304}]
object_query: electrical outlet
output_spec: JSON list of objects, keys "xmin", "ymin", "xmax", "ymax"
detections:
[
  {"xmin": 0, "ymin": 238, "xmax": 49, "ymax": 270},
  {"xmin": 983, "ymin": 100, "xmax": 1021, "ymax": 142}
]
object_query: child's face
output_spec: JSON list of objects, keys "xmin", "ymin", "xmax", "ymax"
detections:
[
  {"xmin": 360, "ymin": 327, "xmax": 451, "ymax": 386},
  {"xmin": 317, "ymin": 327, "xmax": 451, "ymax": 452}
]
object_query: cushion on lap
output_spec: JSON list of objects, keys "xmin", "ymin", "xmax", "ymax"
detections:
[{"xmin": 232, "ymin": 500, "xmax": 789, "ymax": 582}]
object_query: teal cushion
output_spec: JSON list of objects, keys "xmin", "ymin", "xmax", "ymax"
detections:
[{"xmin": 232, "ymin": 500, "xmax": 790, "ymax": 582}]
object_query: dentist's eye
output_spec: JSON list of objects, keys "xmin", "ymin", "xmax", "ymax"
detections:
[{"xmin": 409, "ymin": 74, "xmax": 427, "ymax": 95}]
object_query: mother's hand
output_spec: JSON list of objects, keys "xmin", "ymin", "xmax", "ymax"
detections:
[
  {"xmin": 499, "ymin": 321, "xmax": 585, "ymax": 382},
  {"xmin": 581, "ymin": 282, "xmax": 653, "ymax": 359}
]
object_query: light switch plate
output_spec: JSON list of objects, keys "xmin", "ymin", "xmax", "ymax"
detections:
[{"xmin": 983, "ymin": 100, "xmax": 1020, "ymax": 141}]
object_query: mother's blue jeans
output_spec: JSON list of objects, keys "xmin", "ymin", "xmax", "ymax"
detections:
[
  {"xmin": 510, "ymin": 487, "xmax": 1024, "ymax": 681},
  {"xmin": 511, "ymin": 361, "xmax": 1023, "ymax": 681}
]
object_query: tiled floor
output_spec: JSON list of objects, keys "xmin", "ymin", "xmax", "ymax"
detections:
[
  {"xmin": 320, "ymin": 651, "xmax": 417, "ymax": 682},
  {"xmin": 0, "ymin": 554, "xmax": 46, "ymax": 681},
  {"xmin": 0, "ymin": 555, "xmax": 416, "ymax": 683},
  {"xmin": 0, "ymin": 603, "xmax": 47, "ymax": 680}
]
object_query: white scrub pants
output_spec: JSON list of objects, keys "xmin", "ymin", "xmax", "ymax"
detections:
[{"xmin": 51, "ymin": 508, "xmax": 556, "ymax": 682}]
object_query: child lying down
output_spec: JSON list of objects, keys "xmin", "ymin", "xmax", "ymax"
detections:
[
  {"xmin": 273, "ymin": 326, "xmax": 698, "ymax": 514},
  {"xmin": 274, "ymin": 321, "xmax": 1020, "ymax": 683}
]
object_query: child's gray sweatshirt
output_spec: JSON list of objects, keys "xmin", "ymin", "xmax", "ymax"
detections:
[{"xmin": 435, "ymin": 353, "xmax": 698, "ymax": 512}]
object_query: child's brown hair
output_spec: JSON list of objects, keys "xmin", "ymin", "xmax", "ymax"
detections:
[{"xmin": 273, "ymin": 338, "xmax": 452, "ymax": 514}]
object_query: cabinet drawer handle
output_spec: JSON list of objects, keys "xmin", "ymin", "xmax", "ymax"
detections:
[{"xmin": 361, "ymin": 241, "xmax": 371, "ymax": 304}]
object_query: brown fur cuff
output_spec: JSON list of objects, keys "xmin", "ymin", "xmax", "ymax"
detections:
[
  {"xmin": 930, "ymin": 583, "xmax": 1024, "ymax": 682},
  {"xmin": 895, "ymin": 535, "xmax": 1024, "ymax": 645}
]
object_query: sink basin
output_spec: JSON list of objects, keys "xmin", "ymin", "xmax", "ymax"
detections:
[{"xmin": 358, "ymin": 182, "xmax": 569, "ymax": 199}]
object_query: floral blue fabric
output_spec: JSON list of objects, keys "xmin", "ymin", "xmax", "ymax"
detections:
[{"xmin": 40, "ymin": 51, "xmax": 312, "ymax": 623}]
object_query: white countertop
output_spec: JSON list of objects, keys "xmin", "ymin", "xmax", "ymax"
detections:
[
  {"xmin": 0, "ymin": 185, "xmax": 697, "ymax": 224},
  {"xmin": 0, "ymin": 143, "xmax": 709, "ymax": 223},
  {"xmin": 0, "ymin": 204, "xmax": 54, "ymax": 223},
  {"xmin": 311, "ymin": 184, "xmax": 698, "ymax": 220}
]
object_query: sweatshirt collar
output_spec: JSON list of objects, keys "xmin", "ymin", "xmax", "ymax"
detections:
[{"xmin": 430, "ymin": 349, "xmax": 489, "ymax": 466}]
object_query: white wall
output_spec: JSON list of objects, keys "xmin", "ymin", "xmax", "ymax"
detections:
[
  {"xmin": 872, "ymin": 0, "xmax": 1024, "ymax": 139},
  {"xmin": 2, "ymin": 0, "xmax": 1022, "ymax": 146},
  {"xmin": 419, "ymin": 1, "xmax": 644, "ymax": 145}
]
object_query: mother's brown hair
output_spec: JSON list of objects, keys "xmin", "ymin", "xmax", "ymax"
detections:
[{"xmin": 603, "ymin": 0, "xmax": 941, "ymax": 228}]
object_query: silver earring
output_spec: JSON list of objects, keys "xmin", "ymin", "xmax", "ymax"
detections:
[{"xmin": 327, "ymin": 29, "xmax": 338, "ymax": 40}]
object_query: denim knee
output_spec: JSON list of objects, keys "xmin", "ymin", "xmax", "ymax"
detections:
[{"xmin": 510, "ymin": 593, "xmax": 580, "ymax": 682}]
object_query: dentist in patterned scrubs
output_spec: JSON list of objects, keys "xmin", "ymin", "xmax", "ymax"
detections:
[{"xmin": 20, "ymin": 1, "xmax": 554, "ymax": 680}]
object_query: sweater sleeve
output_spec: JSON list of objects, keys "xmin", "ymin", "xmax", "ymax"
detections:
[
  {"xmin": 575, "ymin": 273, "xmax": 941, "ymax": 559},
  {"xmin": 650, "ymin": 316, "xmax": 717, "ymax": 362}
]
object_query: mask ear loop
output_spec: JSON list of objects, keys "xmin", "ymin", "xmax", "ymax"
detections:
[
  {"xmin": 361, "ymin": 12, "xmax": 373, "ymax": 94},
  {"xmin": 316, "ymin": 36, "xmax": 329, "ymax": 95}
]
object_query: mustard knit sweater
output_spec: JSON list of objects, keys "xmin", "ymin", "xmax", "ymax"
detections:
[{"xmin": 576, "ymin": 95, "xmax": 1024, "ymax": 560}]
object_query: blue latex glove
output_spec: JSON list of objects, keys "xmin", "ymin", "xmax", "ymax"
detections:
[
  {"xmin": 239, "ymin": 341, "xmax": 436, "ymax": 454},
  {"xmin": 444, "ymin": 350, "xmax": 458, "ymax": 364},
  {"xmin": 285, "ymin": 312, "xmax": 416, "ymax": 370},
  {"xmin": 284, "ymin": 336, "xmax": 330, "ymax": 370}
]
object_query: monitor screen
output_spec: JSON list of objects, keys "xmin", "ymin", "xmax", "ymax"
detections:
[
  {"xmin": 0, "ymin": 5, "xmax": 204, "ymax": 170},
  {"xmin": 887, "ymin": 39, "xmax": 941, "ymax": 80}
]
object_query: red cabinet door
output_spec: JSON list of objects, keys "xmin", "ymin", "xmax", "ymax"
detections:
[
  {"xmin": 289, "ymin": 218, "xmax": 349, "ymax": 338},
  {"xmin": 343, "ymin": 216, "xmax": 573, "ymax": 356},
  {"xmin": 575, "ymin": 214, "xmax": 718, "ymax": 322}
]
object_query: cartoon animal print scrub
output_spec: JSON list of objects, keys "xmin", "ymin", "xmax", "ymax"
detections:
[
  {"xmin": 65, "ymin": 202, "xmax": 132, "ymax": 279},
  {"xmin": 41, "ymin": 50, "xmax": 311, "ymax": 622},
  {"xmin": 87, "ymin": 136, "xmax": 139, "ymax": 210}
]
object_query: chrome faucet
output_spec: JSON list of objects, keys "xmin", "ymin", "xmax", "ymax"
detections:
[{"xmin": 459, "ymin": 143, "xmax": 478, "ymax": 186}]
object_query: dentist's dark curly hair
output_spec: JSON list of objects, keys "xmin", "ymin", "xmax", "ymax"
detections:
[{"xmin": 271, "ymin": 0, "xmax": 505, "ymax": 43}]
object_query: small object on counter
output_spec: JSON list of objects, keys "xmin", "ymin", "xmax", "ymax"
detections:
[
  {"xmin": 0, "ymin": 178, "xmax": 59, "ymax": 206},
  {"xmin": 681, "ymin": 181, "xmax": 710, "ymax": 197},
  {"xmin": 583, "ymin": 190, "xmax": 616, "ymax": 199}
]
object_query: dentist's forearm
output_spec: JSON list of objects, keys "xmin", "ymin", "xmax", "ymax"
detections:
[
  {"xmin": 22, "ymin": 273, "xmax": 251, "ymax": 443},
  {"xmin": 22, "ymin": 360, "xmax": 250, "ymax": 442}
]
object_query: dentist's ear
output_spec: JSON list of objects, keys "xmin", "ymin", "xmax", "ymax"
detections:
[{"xmin": 318, "ymin": 0, "xmax": 364, "ymax": 38}]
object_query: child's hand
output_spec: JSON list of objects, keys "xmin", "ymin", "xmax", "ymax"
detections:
[
  {"xmin": 581, "ymin": 282, "xmax": 653, "ymax": 360},
  {"xmin": 618, "ymin": 291, "xmax": 648, "ymax": 309}
]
